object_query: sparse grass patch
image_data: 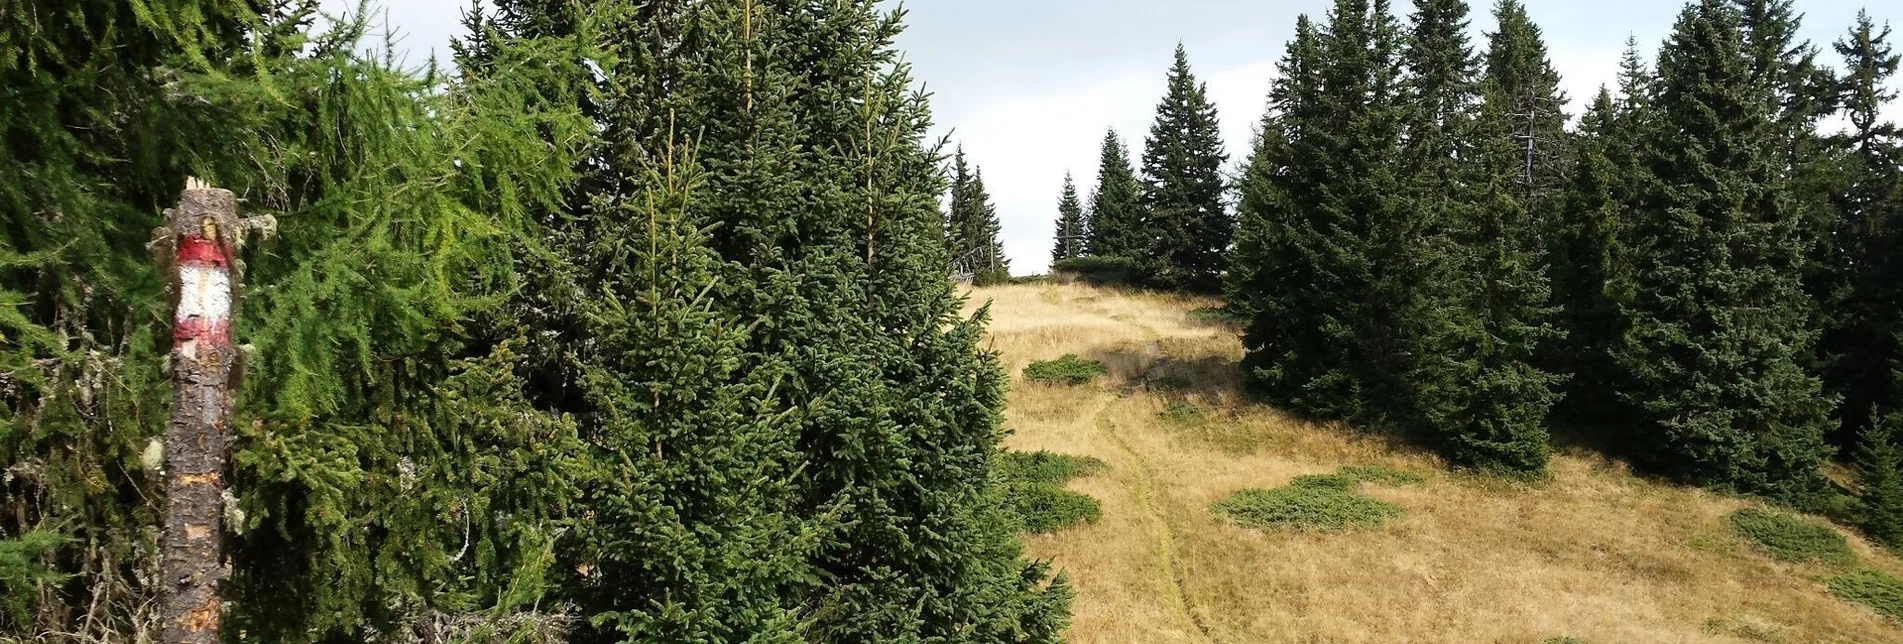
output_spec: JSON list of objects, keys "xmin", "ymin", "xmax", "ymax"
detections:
[
  {"xmin": 1159, "ymin": 400, "xmax": 1206, "ymax": 423},
  {"xmin": 1212, "ymin": 467, "xmax": 1421, "ymax": 532},
  {"xmin": 1338, "ymin": 465, "xmax": 1427, "ymax": 487},
  {"xmin": 1023, "ymin": 354, "xmax": 1108, "ymax": 385},
  {"xmin": 1728, "ymin": 508, "xmax": 1854, "ymax": 565},
  {"xmin": 1702, "ymin": 616, "xmax": 1787, "ymax": 642},
  {"xmin": 1828, "ymin": 567, "xmax": 1903, "ymax": 622},
  {"xmin": 995, "ymin": 450, "xmax": 1107, "ymax": 534},
  {"xmin": 1542, "ymin": 637, "xmax": 1586, "ymax": 644}
]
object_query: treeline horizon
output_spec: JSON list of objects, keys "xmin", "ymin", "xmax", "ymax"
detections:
[{"xmin": 1051, "ymin": 0, "xmax": 1903, "ymax": 548}]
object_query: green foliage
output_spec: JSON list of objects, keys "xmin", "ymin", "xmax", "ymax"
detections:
[
  {"xmin": 1728, "ymin": 508, "xmax": 1855, "ymax": 565},
  {"xmin": 1024, "ymin": 354, "xmax": 1110, "ymax": 385},
  {"xmin": 975, "ymin": 267, "xmax": 1016, "ymax": 286},
  {"xmin": 1543, "ymin": 638, "xmax": 1586, "ymax": 644},
  {"xmin": 1212, "ymin": 466, "xmax": 1420, "ymax": 532},
  {"xmin": 1827, "ymin": 567, "xmax": 1903, "ymax": 622},
  {"xmin": 1139, "ymin": 46, "xmax": 1231, "ymax": 292},
  {"xmin": 1816, "ymin": 11, "xmax": 1903, "ymax": 447},
  {"xmin": 1053, "ymin": 256, "xmax": 1146, "ymax": 286},
  {"xmin": 0, "ymin": 531, "xmax": 66, "ymax": 625}
]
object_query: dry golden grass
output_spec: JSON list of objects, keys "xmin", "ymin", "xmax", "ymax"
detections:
[{"xmin": 966, "ymin": 281, "xmax": 1903, "ymax": 644}]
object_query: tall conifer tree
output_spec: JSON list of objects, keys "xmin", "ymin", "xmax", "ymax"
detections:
[
  {"xmin": 949, "ymin": 149, "xmax": 1010, "ymax": 281},
  {"xmin": 1052, "ymin": 173, "xmax": 1088, "ymax": 263},
  {"xmin": 1234, "ymin": 0, "xmax": 1411, "ymax": 424},
  {"xmin": 1550, "ymin": 88, "xmax": 1632, "ymax": 423},
  {"xmin": 1817, "ymin": 11, "xmax": 1903, "ymax": 445},
  {"xmin": 1612, "ymin": 0, "xmax": 1833, "ymax": 501},
  {"xmin": 1140, "ymin": 46, "xmax": 1231, "ymax": 291},
  {"xmin": 1085, "ymin": 130, "xmax": 1148, "ymax": 260},
  {"xmin": 1482, "ymin": 0, "xmax": 1571, "ymax": 232}
]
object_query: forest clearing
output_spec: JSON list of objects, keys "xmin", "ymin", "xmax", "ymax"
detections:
[{"xmin": 976, "ymin": 281, "xmax": 1903, "ymax": 643}]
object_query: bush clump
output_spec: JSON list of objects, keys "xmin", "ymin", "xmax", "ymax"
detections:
[
  {"xmin": 1051, "ymin": 256, "xmax": 1145, "ymax": 286},
  {"xmin": 1728, "ymin": 508, "xmax": 1855, "ymax": 565},
  {"xmin": 1023, "ymin": 354, "xmax": 1108, "ymax": 385},
  {"xmin": 996, "ymin": 450, "xmax": 1109, "ymax": 485},
  {"xmin": 995, "ymin": 450, "xmax": 1109, "ymax": 534},
  {"xmin": 1003, "ymin": 484, "xmax": 1104, "ymax": 534},
  {"xmin": 1828, "ymin": 567, "xmax": 1903, "ymax": 622},
  {"xmin": 1190, "ymin": 306, "xmax": 1247, "ymax": 326},
  {"xmin": 1211, "ymin": 467, "xmax": 1424, "ymax": 532}
]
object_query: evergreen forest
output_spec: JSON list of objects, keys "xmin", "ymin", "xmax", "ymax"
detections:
[{"xmin": 8, "ymin": 0, "xmax": 1903, "ymax": 641}]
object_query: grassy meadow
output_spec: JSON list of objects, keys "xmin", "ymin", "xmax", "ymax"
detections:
[{"xmin": 971, "ymin": 280, "xmax": 1903, "ymax": 643}]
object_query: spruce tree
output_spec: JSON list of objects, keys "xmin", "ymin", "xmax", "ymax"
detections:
[
  {"xmin": 1052, "ymin": 173, "xmax": 1088, "ymax": 263},
  {"xmin": 1856, "ymin": 414, "xmax": 1903, "ymax": 550},
  {"xmin": 1140, "ymin": 45, "xmax": 1231, "ymax": 292},
  {"xmin": 451, "ymin": 2, "xmax": 1071, "ymax": 641},
  {"xmin": 1612, "ymin": 0, "xmax": 1833, "ymax": 501},
  {"xmin": 1482, "ymin": 0, "xmax": 1571, "ymax": 234},
  {"xmin": 1817, "ymin": 11, "xmax": 1903, "ymax": 445},
  {"xmin": 1234, "ymin": 0, "xmax": 1411, "ymax": 424},
  {"xmin": 1085, "ymin": 129, "xmax": 1148, "ymax": 260},
  {"xmin": 1392, "ymin": 0, "xmax": 1561, "ymax": 473},
  {"xmin": 949, "ymin": 150, "xmax": 1010, "ymax": 283},
  {"xmin": 1549, "ymin": 89, "xmax": 1631, "ymax": 423}
]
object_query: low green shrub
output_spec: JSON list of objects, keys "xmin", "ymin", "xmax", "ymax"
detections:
[
  {"xmin": 1213, "ymin": 466, "xmax": 1427, "ymax": 532},
  {"xmin": 1542, "ymin": 638, "xmax": 1586, "ymax": 644},
  {"xmin": 996, "ymin": 450, "xmax": 1108, "ymax": 486},
  {"xmin": 1728, "ymin": 508, "xmax": 1855, "ymax": 565},
  {"xmin": 1828, "ymin": 567, "xmax": 1903, "ymax": 622},
  {"xmin": 973, "ymin": 267, "xmax": 1014, "ymax": 286},
  {"xmin": 1212, "ymin": 483, "xmax": 1403, "ymax": 532},
  {"xmin": 1051, "ymin": 256, "xmax": 1146, "ymax": 286},
  {"xmin": 1023, "ymin": 354, "xmax": 1108, "ymax": 385},
  {"xmin": 994, "ymin": 450, "xmax": 1108, "ymax": 534},
  {"xmin": 1002, "ymin": 483, "xmax": 1103, "ymax": 534}
]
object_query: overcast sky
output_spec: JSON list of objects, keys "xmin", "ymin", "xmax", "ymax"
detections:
[{"xmin": 323, "ymin": 0, "xmax": 1903, "ymax": 273}]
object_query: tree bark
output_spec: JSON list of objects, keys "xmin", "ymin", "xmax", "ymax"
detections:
[{"xmin": 157, "ymin": 183, "xmax": 241, "ymax": 644}]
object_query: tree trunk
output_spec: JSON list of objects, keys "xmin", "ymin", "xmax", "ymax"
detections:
[{"xmin": 157, "ymin": 183, "xmax": 242, "ymax": 644}]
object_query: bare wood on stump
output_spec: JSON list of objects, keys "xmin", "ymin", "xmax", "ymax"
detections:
[{"xmin": 151, "ymin": 179, "xmax": 268, "ymax": 644}]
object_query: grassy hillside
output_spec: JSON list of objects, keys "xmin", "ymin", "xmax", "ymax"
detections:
[{"xmin": 970, "ymin": 281, "xmax": 1903, "ymax": 643}]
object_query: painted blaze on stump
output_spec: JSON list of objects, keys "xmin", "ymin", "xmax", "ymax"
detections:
[{"xmin": 152, "ymin": 182, "xmax": 265, "ymax": 644}]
